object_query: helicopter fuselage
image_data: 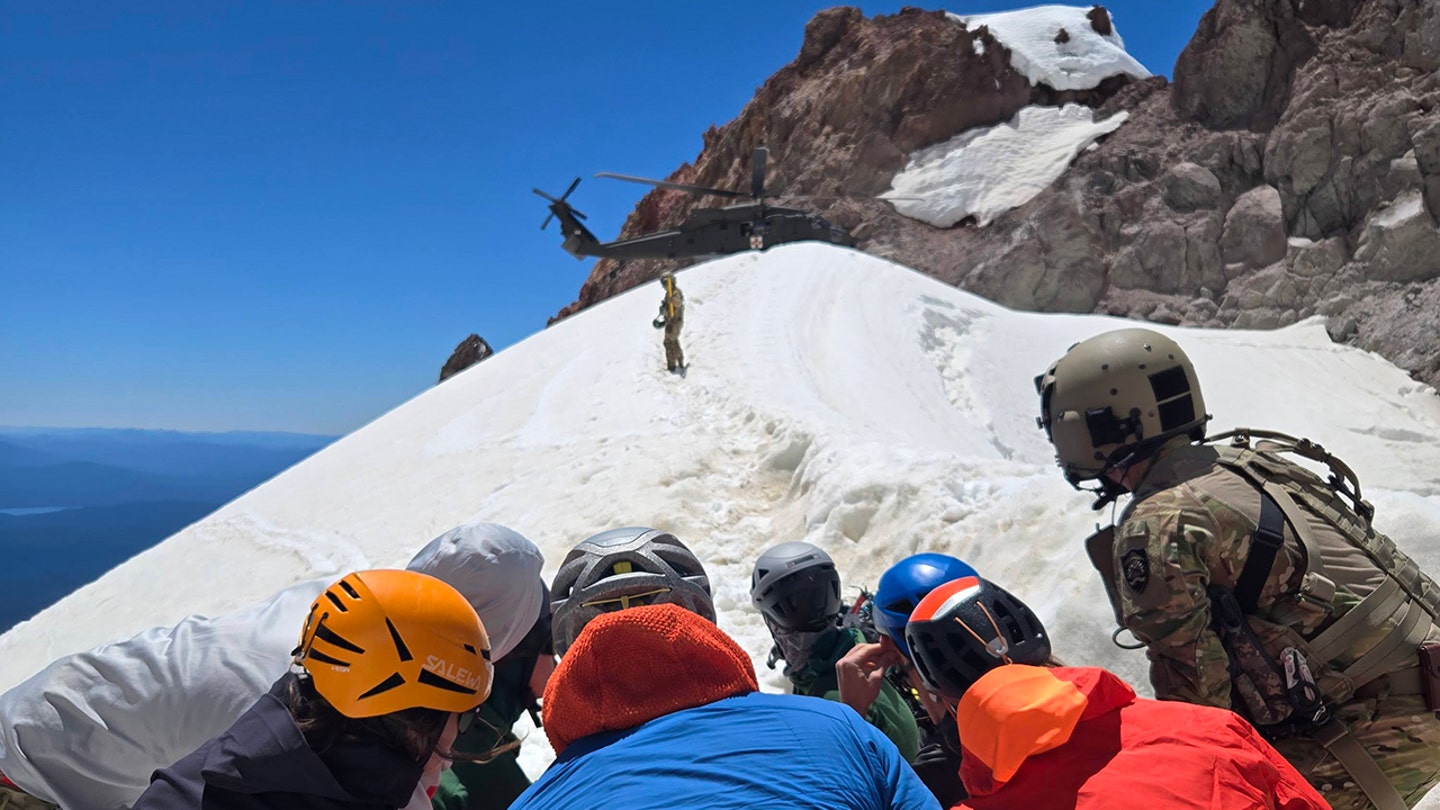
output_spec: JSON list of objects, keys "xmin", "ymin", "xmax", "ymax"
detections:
[
  {"xmin": 561, "ymin": 202, "xmax": 854, "ymax": 261},
  {"xmin": 537, "ymin": 149, "xmax": 856, "ymax": 262}
]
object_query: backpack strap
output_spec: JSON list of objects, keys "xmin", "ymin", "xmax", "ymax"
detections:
[
  {"xmin": 1214, "ymin": 439, "xmax": 1436, "ymax": 695},
  {"xmin": 1213, "ymin": 454, "xmax": 1340, "ymax": 610},
  {"xmin": 1313, "ymin": 718, "xmax": 1410, "ymax": 810},
  {"xmin": 1235, "ymin": 490, "xmax": 1286, "ymax": 615},
  {"xmin": 1208, "ymin": 428, "xmax": 1374, "ymax": 523}
]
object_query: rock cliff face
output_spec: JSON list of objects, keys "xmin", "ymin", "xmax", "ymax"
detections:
[
  {"xmin": 550, "ymin": 6, "xmax": 1133, "ymax": 321},
  {"xmin": 554, "ymin": 1, "xmax": 1440, "ymax": 390}
]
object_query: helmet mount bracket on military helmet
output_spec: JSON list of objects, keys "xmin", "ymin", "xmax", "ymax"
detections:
[{"xmin": 1036, "ymin": 328, "xmax": 1211, "ymax": 508}]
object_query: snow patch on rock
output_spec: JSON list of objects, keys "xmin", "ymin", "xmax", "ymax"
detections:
[
  {"xmin": 951, "ymin": 5, "xmax": 1151, "ymax": 90},
  {"xmin": 882, "ymin": 104, "xmax": 1128, "ymax": 227}
]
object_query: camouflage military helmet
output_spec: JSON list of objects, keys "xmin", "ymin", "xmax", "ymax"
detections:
[{"xmin": 1036, "ymin": 328, "xmax": 1208, "ymax": 485}]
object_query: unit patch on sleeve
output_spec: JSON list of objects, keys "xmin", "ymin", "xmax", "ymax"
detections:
[{"xmin": 1121, "ymin": 547, "xmax": 1151, "ymax": 594}]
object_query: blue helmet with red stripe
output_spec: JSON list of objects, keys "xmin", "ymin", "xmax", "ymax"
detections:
[{"xmin": 874, "ymin": 553, "xmax": 979, "ymax": 659}]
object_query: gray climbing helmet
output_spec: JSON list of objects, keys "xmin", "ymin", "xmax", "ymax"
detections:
[
  {"xmin": 751, "ymin": 541, "xmax": 842, "ymax": 632},
  {"xmin": 550, "ymin": 527, "xmax": 714, "ymax": 655}
]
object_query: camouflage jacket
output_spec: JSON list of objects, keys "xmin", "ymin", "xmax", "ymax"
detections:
[
  {"xmin": 1105, "ymin": 439, "xmax": 1422, "ymax": 709},
  {"xmin": 658, "ymin": 288, "xmax": 684, "ymax": 324}
]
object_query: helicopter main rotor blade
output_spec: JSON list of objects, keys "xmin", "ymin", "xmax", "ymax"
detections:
[
  {"xmin": 751, "ymin": 146, "xmax": 768, "ymax": 199},
  {"xmin": 534, "ymin": 188, "xmax": 557, "ymax": 230},
  {"xmin": 596, "ymin": 172, "xmax": 748, "ymax": 199}
]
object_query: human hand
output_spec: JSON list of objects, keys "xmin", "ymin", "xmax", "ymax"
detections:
[{"xmin": 836, "ymin": 641, "xmax": 905, "ymax": 717}]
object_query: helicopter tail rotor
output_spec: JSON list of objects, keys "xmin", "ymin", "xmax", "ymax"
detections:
[{"xmin": 534, "ymin": 177, "xmax": 587, "ymax": 230}]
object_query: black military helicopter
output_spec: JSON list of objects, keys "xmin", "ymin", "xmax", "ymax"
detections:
[{"xmin": 533, "ymin": 146, "xmax": 856, "ymax": 261}]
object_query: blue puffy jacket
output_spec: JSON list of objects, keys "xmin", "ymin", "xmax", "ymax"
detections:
[
  {"xmin": 515, "ymin": 692, "xmax": 935, "ymax": 810},
  {"xmin": 511, "ymin": 604, "xmax": 937, "ymax": 810}
]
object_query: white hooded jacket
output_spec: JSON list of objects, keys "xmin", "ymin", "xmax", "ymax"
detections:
[{"xmin": 0, "ymin": 522, "xmax": 544, "ymax": 809}]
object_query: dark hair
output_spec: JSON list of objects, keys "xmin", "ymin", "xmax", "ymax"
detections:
[
  {"xmin": 287, "ymin": 674, "xmax": 513, "ymax": 765},
  {"xmin": 287, "ymin": 674, "xmax": 448, "ymax": 763}
]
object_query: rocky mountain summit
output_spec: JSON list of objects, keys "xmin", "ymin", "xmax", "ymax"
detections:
[{"xmin": 552, "ymin": 0, "xmax": 1440, "ymax": 389}]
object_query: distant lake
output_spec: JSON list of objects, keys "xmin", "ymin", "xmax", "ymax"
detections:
[
  {"xmin": 0, "ymin": 500, "xmax": 221, "ymax": 634},
  {"xmin": 0, "ymin": 426, "xmax": 335, "ymax": 635}
]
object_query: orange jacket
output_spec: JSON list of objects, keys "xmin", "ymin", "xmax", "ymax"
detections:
[{"xmin": 953, "ymin": 666, "xmax": 1328, "ymax": 810}]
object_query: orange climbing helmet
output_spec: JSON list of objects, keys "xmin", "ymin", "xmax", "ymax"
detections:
[{"xmin": 293, "ymin": 569, "xmax": 493, "ymax": 718}]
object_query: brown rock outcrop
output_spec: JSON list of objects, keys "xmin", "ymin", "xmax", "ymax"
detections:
[
  {"xmin": 549, "ymin": 6, "xmax": 1132, "ymax": 324},
  {"xmin": 439, "ymin": 334, "xmax": 494, "ymax": 384},
  {"xmin": 551, "ymin": 1, "xmax": 1440, "ymax": 390}
]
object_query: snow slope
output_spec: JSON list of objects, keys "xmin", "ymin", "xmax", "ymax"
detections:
[
  {"xmin": 5, "ymin": 243, "xmax": 1440, "ymax": 781},
  {"xmin": 951, "ymin": 5, "xmax": 1151, "ymax": 91},
  {"xmin": 883, "ymin": 104, "xmax": 1128, "ymax": 227}
]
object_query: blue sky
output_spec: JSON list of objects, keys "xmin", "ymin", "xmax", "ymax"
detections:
[{"xmin": 1, "ymin": 1, "xmax": 1213, "ymax": 435}]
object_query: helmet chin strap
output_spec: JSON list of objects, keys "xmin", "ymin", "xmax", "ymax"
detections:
[
  {"xmin": 1073, "ymin": 476, "xmax": 1127, "ymax": 511},
  {"xmin": 1075, "ymin": 427, "xmax": 1197, "ymax": 510},
  {"xmin": 1068, "ymin": 444, "xmax": 1145, "ymax": 511}
]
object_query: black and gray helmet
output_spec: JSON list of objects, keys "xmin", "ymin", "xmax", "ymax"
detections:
[
  {"xmin": 904, "ymin": 576, "xmax": 1051, "ymax": 699},
  {"xmin": 550, "ymin": 527, "xmax": 714, "ymax": 655},
  {"xmin": 750, "ymin": 541, "xmax": 842, "ymax": 632}
]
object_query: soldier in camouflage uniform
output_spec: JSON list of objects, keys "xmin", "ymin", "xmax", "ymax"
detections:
[
  {"xmin": 653, "ymin": 271, "xmax": 685, "ymax": 373},
  {"xmin": 1035, "ymin": 328, "xmax": 1440, "ymax": 810}
]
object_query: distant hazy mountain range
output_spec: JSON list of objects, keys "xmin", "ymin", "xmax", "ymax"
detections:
[{"xmin": 0, "ymin": 427, "xmax": 334, "ymax": 633}]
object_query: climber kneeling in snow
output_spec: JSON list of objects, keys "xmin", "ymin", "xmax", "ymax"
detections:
[
  {"xmin": 750, "ymin": 542, "xmax": 920, "ymax": 763},
  {"xmin": 432, "ymin": 584, "xmax": 556, "ymax": 810},
  {"xmin": 133, "ymin": 568, "xmax": 495, "ymax": 809},
  {"xmin": 508, "ymin": 527, "xmax": 939, "ymax": 810},
  {"xmin": 0, "ymin": 522, "xmax": 546, "ymax": 810},
  {"xmin": 869, "ymin": 553, "xmax": 985, "ymax": 807},
  {"xmin": 904, "ymin": 575, "xmax": 1328, "ymax": 810}
]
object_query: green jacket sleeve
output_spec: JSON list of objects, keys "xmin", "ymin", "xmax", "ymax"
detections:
[{"xmin": 818, "ymin": 680, "xmax": 921, "ymax": 764}]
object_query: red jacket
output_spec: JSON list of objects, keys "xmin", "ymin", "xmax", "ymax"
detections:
[{"xmin": 953, "ymin": 666, "xmax": 1328, "ymax": 810}]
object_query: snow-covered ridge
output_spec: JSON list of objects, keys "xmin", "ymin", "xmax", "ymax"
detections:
[
  {"xmin": 5, "ymin": 243, "xmax": 1440, "ymax": 780},
  {"xmin": 882, "ymin": 103, "xmax": 1128, "ymax": 227},
  {"xmin": 951, "ymin": 5, "xmax": 1151, "ymax": 91},
  {"xmin": 6, "ymin": 242, "xmax": 1440, "ymax": 693}
]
